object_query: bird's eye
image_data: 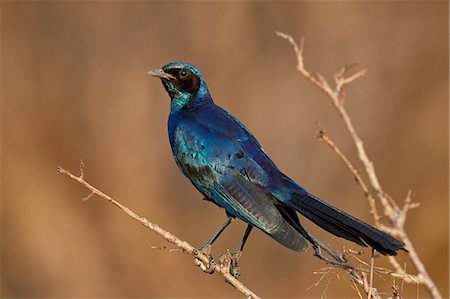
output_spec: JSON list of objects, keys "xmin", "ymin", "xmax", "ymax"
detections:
[{"xmin": 179, "ymin": 70, "xmax": 189, "ymax": 79}]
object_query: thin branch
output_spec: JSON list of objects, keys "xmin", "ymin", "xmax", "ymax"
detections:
[
  {"xmin": 57, "ymin": 163, "xmax": 260, "ymax": 299},
  {"xmin": 316, "ymin": 129, "xmax": 381, "ymax": 224},
  {"xmin": 277, "ymin": 31, "xmax": 442, "ymax": 299},
  {"xmin": 353, "ymin": 279, "xmax": 365, "ymax": 299},
  {"xmin": 275, "ymin": 31, "xmax": 388, "ymax": 212},
  {"xmin": 368, "ymin": 249, "xmax": 375, "ymax": 299}
]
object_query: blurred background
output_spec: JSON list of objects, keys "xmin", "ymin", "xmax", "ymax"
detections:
[{"xmin": 2, "ymin": 2, "xmax": 448, "ymax": 298}]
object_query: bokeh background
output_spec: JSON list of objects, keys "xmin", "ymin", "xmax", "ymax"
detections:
[{"xmin": 2, "ymin": 1, "xmax": 448, "ymax": 298}]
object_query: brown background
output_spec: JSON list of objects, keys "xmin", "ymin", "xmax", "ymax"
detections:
[{"xmin": 2, "ymin": 1, "xmax": 448, "ymax": 298}]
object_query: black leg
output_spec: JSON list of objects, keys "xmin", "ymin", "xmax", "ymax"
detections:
[
  {"xmin": 311, "ymin": 236, "xmax": 354, "ymax": 269},
  {"xmin": 233, "ymin": 224, "xmax": 253, "ymax": 254},
  {"xmin": 230, "ymin": 224, "xmax": 253, "ymax": 278},
  {"xmin": 199, "ymin": 216, "xmax": 233, "ymax": 251}
]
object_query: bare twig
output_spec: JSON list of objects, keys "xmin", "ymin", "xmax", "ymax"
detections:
[
  {"xmin": 277, "ymin": 31, "xmax": 442, "ymax": 299},
  {"xmin": 316, "ymin": 129, "xmax": 381, "ymax": 223},
  {"xmin": 57, "ymin": 163, "xmax": 260, "ymax": 299},
  {"xmin": 353, "ymin": 279, "xmax": 365, "ymax": 299},
  {"xmin": 368, "ymin": 249, "xmax": 375, "ymax": 299}
]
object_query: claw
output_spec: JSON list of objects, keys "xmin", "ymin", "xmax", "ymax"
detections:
[
  {"xmin": 194, "ymin": 245, "xmax": 216, "ymax": 274},
  {"xmin": 215, "ymin": 249, "xmax": 242, "ymax": 278},
  {"xmin": 230, "ymin": 250, "xmax": 243, "ymax": 278}
]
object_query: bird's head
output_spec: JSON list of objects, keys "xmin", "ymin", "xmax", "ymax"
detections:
[{"xmin": 148, "ymin": 62, "xmax": 211, "ymax": 110}]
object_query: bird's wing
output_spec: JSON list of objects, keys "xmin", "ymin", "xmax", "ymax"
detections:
[
  {"xmin": 173, "ymin": 122, "xmax": 283, "ymax": 234},
  {"xmin": 212, "ymin": 147, "xmax": 284, "ymax": 233}
]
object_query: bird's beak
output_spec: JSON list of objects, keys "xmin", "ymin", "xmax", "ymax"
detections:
[{"xmin": 147, "ymin": 69, "xmax": 176, "ymax": 80}]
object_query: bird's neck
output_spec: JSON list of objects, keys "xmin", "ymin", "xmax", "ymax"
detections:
[{"xmin": 170, "ymin": 88, "xmax": 213, "ymax": 113}]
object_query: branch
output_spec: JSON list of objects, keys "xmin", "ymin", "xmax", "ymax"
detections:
[
  {"xmin": 57, "ymin": 162, "xmax": 260, "ymax": 299},
  {"xmin": 316, "ymin": 129, "xmax": 381, "ymax": 224},
  {"xmin": 277, "ymin": 31, "xmax": 442, "ymax": 299},
  {"xmin": 58, "ymin": 162, "xmax": 381, "ymax": 298}
]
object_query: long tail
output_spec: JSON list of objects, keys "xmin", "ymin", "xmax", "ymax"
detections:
[{"xmin": 287, "ymin": 192, "xmax": 406, "ymax": 256}]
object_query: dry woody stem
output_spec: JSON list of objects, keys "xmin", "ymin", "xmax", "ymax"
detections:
[
  {"xmin": 276, "ymin": 31, "xmax": 441, "ymax": 299},
  {"xmin": 57, "ymin": 164, "xmax": 260, "ymax": 299},
  {"xmin": 57, "ymin": 162, "xmax": 377, "ymax": 298}
]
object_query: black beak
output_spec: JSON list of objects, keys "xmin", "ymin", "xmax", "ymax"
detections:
[{"xmin": 147, "ymin": 69, "xmax": 176, "ymax": 80}]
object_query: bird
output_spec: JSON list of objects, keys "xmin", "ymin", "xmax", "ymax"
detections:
[{"xmin": 148, "ymin": 62, "xmax": 405, "ymax": 274}]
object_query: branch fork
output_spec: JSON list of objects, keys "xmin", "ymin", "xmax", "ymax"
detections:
[{"xmin": 277, "ymin": 31, "xmax": 441, "ymax": 299}]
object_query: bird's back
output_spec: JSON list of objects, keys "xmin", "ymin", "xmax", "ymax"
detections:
[{"xmin": 169, "ymin": 102, "xmax": 282, "ymax": 176}]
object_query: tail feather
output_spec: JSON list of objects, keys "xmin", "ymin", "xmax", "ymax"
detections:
[
  {"xmin": 288, "ymin": 192, "xmax": 405, "ymax": 256},
  {"xmin": 268, "ymin": 217, "xmax": 309, "ymax": 252}
]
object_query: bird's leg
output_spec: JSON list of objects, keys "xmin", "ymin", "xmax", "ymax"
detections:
[
  {"xmin": 230, "ymin": 224, "xmax": 253, "ymax": 278},
  {"xmin": 310, "ymin": 235, "xmax": 354, "ymax": 270},
  {"xmin": 199, "ymin": 216, "xmax": 233, "ymax": 251},
  {"xmin": 196, "ymin": 216, "xmax": 233, "ymax": 273},
  {"xmin": 293, "ymin": 224, "xmax": 352, "ymax": 268}
]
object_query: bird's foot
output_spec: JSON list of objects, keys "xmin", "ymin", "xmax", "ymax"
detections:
[
  {"xmin": 194, "ymin": 245, "xmax": 216, "ymax": 274},
  {"xmin": 218, "ymin": 249, "xmax": 238, "ymax": 278},
  {"xmin": 313, "ymin": 244, "xmax": 353, "ymax": 270},
  {"xmin": 230, "ymin": 250, "xmax": 243, "ymax": 278},
  {"xmin": 218, "ymin": 249, "xmax": 243, "ymax": 278}
]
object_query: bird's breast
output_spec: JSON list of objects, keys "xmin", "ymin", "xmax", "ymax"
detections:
[{"xmin": 169, "ymin": 124, "xmax": 218, "ymax": 194}]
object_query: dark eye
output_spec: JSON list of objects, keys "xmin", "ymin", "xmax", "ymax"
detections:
[{"xmin": 179, "ymin": 69, "xmax": 189, "ymax": 79}]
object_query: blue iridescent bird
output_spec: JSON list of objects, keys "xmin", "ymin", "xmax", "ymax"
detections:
[{"xmin": 148, "ymin": 62, "xmax": 405, "ymax": 272}]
